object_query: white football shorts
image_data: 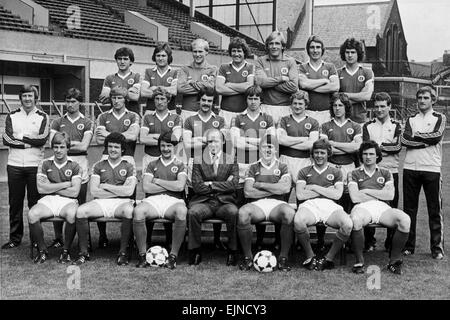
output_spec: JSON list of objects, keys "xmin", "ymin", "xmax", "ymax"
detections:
[
  {"xmin": 352, "ymin": 200, "xmax": 392, "ymax": 224},
  {"xmin": 250, "ymin": 198, "xmax": 287, "ymax": 221},
  {"xmin": 297, "ymin": 198, "xmax": 344, "ymax": 224},
  {"xmin": 38, "ymin": 195, "xmax": 78, "ymax": 217},
  {"xmin": 92, "ymin": 198, "xmax": 134, "ymax": 218},
  {"xmin": 142, "ymin": 194, "xmax": 185, "ymax": 218}
]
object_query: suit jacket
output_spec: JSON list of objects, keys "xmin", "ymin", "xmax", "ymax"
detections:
[{"xmin": 190, "ymin": 153, "xmax": 239, "ymax": 206}]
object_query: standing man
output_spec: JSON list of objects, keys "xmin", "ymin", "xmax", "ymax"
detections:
[
  {"xmin": 95, "ymin": 86, "xmax": 140, "ymax": 247},
  {"xmin": 178, "ymin": 39, "xmax": 218, "ymax": 121},
  {"xmin": 49, "ymin": 88, "xmax": 94, "ymax": 249},
  {"xmin": 99, "ymin": 47, "xmax": 141, "ymax": 114},
  {"xmin": 29, "ymin": 132, "xmax": 81, "ymax": 263},
  {"xmin": 362, "ymin": 92, "xmax": 402, "ymax": 252},
  {"xmin": 216, "ymin": 37, "xmax": 255, "ymax": 127},
  {"xmin": 295, "ymin": 139, "xmax": 352, "ymax": 271},
  {"xmin": 2, "ymin": 85, "xmax": 49, "ymax": 249},
  {"xmin": 237, "ymin": 134, "xmax": 295, "ymax": 272},
  {"xmin": 140, "ymin": 42, "xmax": 178, "ymax": 113},
  {"xmin": 133, "ymin": 132, "xmax": 188, "ymax": 269},
  {"xmin": 401, "ymin": 86, "xmax": 446, "ymax": 259},
  {"xmin": 298, "ymin": 35, "xmax": 339, "ymax": 125},
  {"xmin": 187, "ymin": 129, "xmax": 240, "ymax": 266},
  {"xmin": 255, "ymin": 31, "xmax": 299, "ymax": 124},
  {"xmin": 348, "ymin": 141, "xmax": 410, "ymax": 274},
  {"xmin": 74, "ymin": 132, "xmax": 137, "ymax": 265},
  {"xmin": 338, "ymin": 38, "xmax": 374, "ymax": 124}
]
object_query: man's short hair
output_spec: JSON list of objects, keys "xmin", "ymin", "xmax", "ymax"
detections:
[
  {"xmin": 152, "ymin": 42, "xmax": 173, "ymax": 65},
  {"xmin": 245, "ymin": 85, "xmax": 263, "ymax": 98},
  {"xmin": 51, "ymin": 131, "xmax": 71, "ymax": 149},
  {"xmin": 158, "ymin": 131, "xmax": 179, "ymax": 149},
  {"xmin": 105, "ymin": 132, "xmax": 127, "ymax": 155},
  {"xmin": 191, "ymin": 38, "xmax": 209, "ymax": 52},
  {"xmin": 306, "ymin": 35, "xmax": 325, "ymax": 57},
  {"xmin": 152, "ymin": 87, "xmax": 172, "ymax": 101},
  {"xmin": 311, "ymin": 138, "xmax": 332, "ymax": 157},
  {"xmin": 228, "ymin": 37, "xmax": 251, "ymax": 58},
  {"xmin": 197, "ymin": 87, "xmax": 215, "ymax": 101},
  {"xmin": 416, "ymin": 86, "xmax": 437, "ymax": 102},
  {"xmin": 290, "ymin": 90, "xmax": 310, "ymax": 105},
  {"xmin": 110, "ymin": 86, "xmax": 128, "ymax": 98},
  {"xmin": 340, "ymin": 38, "xmax": 365, "ymax": 62},
  {"xmin": 65, "ymin": 88, "xmax": 83, "ymax": 102},
  {"xmin": 358, "ymin": 140, "xmax": 382, "ymax": 164},
  {"xmin": 265, "ymin": 31, "xmax": 287, "ymax": 53},
  {"xmin": 114, "ymin": 47, "xmax": 135, "ymax": 62},
  {"xmin": 374, "ymin": 92, "xmax": 391, "ymax": 106},
  {"xmin": 19, "ymin": 85, "xmax": 39, "ymax": 100},
  {"xmin": 329, "ymin": 92, "xmax": 352, "ymax": 119}
]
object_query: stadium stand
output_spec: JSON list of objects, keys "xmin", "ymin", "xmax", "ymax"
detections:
[
  {"xmin": 33, "ymin": 0, "xmax": 156, "ymax": 46},
  {"xmin": 0, "ymin": 5, "xmax": 54, "ymax": 35}
]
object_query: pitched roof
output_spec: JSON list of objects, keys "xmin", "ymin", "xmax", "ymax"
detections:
[{"xmin": 313, "ymin": 1, "xmax": 392, "ymax": 48}]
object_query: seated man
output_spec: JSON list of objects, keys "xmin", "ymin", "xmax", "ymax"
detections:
[
  {"xmin": 28, "ymin": 132, "xmax": 82, "ymax": 263},
  {"xmin": 187, "ymin": 129, "xmax": 239, "ymax": 266},
  {"xmin": 74, "ymin": 132, "xmax": 137, "ymax": 266},
  {"xmin": 295, "ymin": 139, "xmax": 352, "ymax": 271},
  {"xmin": 348, "ymin": 140, "xmax": 410, "ymax": 275},
  {"xmin": 238, "ymin": 134, "xmax": 294, "ymax": 272},
  {"xmin": 133, "ymin": 132, "xmax": 188, "ymax": 269}
]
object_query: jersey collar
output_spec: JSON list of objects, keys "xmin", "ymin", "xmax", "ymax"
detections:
[
  {"xmin": 307, "ymin": 60, "xmax": 324, "ymax": 72},
  {"xmin": 116, "ymin": 71, "xmax": 132, "ymax": 79},
  {"xmin": 160, "ymin": 156, "xmax": 176, "ymax": 167},
  {"xmin": 152, "ymin": 66, "xmax": 171, "ymax": 78},
  {"xmin": 343, "ymin": 64, "xmax": 363, "ymax": 77},
  {"xmin": 291, "ymin": 114, "xmax": 307, "ymax": 123},
  {"xmin": 65, "ymin": 113, "xmax": 84, "ymax": 123},
  {"xmin": 313, "ymin": 164, "xmax": 329, "ymax": 175},
  {"xmin": 332, "ymin": 118, "xmax": 349, "ymax": 127},
  {"xmin": 230, "ymin": 61, "xmax": 248, "ymax": 72},
  {"xmin": 361, "ymin": 165, "xmax": 379, "ymax": 177},
  {"xmin": 197, "ymin": 112, "xmax": 214, "ymax": 123},
  {"xmin": 259, "ymin": 158, "xmax": 278, "ymax": 170}
]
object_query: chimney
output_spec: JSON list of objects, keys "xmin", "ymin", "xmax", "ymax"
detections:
[{"xmin": 444, "ymin": 50, "xmax": 450, "ymax": 66}]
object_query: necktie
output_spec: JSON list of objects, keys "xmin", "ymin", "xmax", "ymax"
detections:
[{"xmin": 213, "ymin": 155, "xmax": 218, "ymax": 176}]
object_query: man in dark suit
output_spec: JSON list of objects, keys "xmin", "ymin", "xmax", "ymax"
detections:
[{"xmin": 188, "ymin": 129, "xmax": 239, "ymax": 266}]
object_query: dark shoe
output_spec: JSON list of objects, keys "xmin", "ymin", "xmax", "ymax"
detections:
[
  {"xmin": 364, "ymin": 244, "xmax": 376, "ymax": 253},
  {"xmin": 277, "ymin": 256, "xmax": 291, "ymax": 272},
  {"xmin": 33, "ymin": 250, "xmax": 48, "ymax": 264},
  {"xmin": 165, "ymin": 253, "xmax": 177, "ymax": 269},
  {"xmin": 117, "ymin": 253, "xmax": 129, "ymax": 266},
  {"xmin": 315, "ymin": 257, "xmax": 335, "ymax": 271},
  {"xmin": 136, "ymin": 254, "xmax": 148, "ymax": 268},
  {"xmin": 387, "ymin": 260, "xmax": 403, "ymax": 274},
  {"xmin": 2, "ymin": 241, "xmax": 20, "ymax": 249},
  {"xmin": 402, "ymin": 249, "xmax": 414, "ymax": 256},
  {"xmin": 302, "ymin": 257, "xmax": 317, "ymax": 271},
  {"xmin": 98, "ymin": 236, "xmax": 109, "ymax": 249},
  {"xmin": 239, "ymin": 256, "xmax": 253, "ymax": 271},
  {"xmin": 57, "ymin": 249, "xmax": 71, "ymax": 264},
  {"xmin": 188, "ymin": 250, "xmax": 202, "ymax": 265},
  {"xmin": 226, "ymin": 251, "xmax": 238, "ymax": 266},
  {"xmin": 72, "ymin": 253, "xmax": 90, "ymax": 265},
  {"xmin": 50, "ymin": 238, "xmax": 64, "ymax": 249},
  {"xmin": 432, "ymin": 252, "xmax": 444, "ymax": 260},
  {"xmin": 352, "ymin": 263, "xmax": 365, "ymax": 274}
]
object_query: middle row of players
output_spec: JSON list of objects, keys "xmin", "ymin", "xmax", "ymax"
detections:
[{"xmin": 31, "ymin": 84, "xmax": 407, "ymax": 274}]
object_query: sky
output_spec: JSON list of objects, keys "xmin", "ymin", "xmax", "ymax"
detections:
[{"xmin": 314, "ymin": 0, "xmax": 450, "ymax": 62}]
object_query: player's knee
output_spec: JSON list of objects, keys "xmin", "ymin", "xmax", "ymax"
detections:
[
  {"xmin": 28, "ymin": 209, "xmax": 40, "ymax": 224},
  {"xmin": 396, "ymin": 211, "xmax": 410, "ymax": 232},
  {"xmin": 293, "ymin": 216, "xmax": 308, "ymax": 233},
  {"xmin": 133, "ymin": 206, "xmax": 146, "ymax": 221},
  {"xmin": 76, "ymin": 205, "xmax": 88, "ymax": 219},
  {"xmin": 237, "ymin": 208, "xmax": 251, "ymax": 226},
  {"xmin": 350, "ymin": 214, "xmax": 363, "ymax": 231},
  {"xmin": 174, "ymin": 206, "xmax": 187, "ymax": 221},
  {"xmin": 280, "ymin": 207, "xmax": 294, "ymax": 224},
  {"xmin": 340, "ymin": 216, "xmax": 353, "ymax": 236},
  {"xmin": 65, "ymin": 207, "xmax": 77, "ymax": 224},
  {"xmin": 123, "ymin": 205, "xmax": 134, "ymax": 219}
]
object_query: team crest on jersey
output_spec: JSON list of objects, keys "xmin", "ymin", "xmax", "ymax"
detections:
[
  {"xmin": 358, "ymin": 75, "xmax": 365, "ymax": 82},
  {"xmin": 127, "ymin": 78, "xmax": 135, "ymax": 85},
  {"xmin": 212, "ymin": 121, "xmax": 220, "ymax": 128},
  {"xmin": 77, "ymin": 123, "xmax": 85, "ymax": 131},
  {"xmin": 201, "ymin": 74, "xmax": 209, "ymax": 82},
  {"xmin": 305, "ymin": 123, "xmax": 312, "ymax": 130},
  {"xmin": 326, "ymin": 174, "xmax": 334, "ymax": 181},
  {"xmin": 123, "ymin": 119, "xmax": 131, "ymax": 126},
  {"xmin": 119, "ymin": 169, "xmax": 127, "ymax": 177},
  {"xmin": 281, "ymin": 67, "xmax": 288, "ymax": 75},
  {"xmin": 274, "ymin": 169, "xmax": 281, "ymax": 176},
  {"xmin": 242, "ymin": 70, "xmax": 249, "ymax": 77},
  {"xmin": 260, "ymin": 121, "xmax": 267, "ymax": 128},
  {"xmin": 167, "ymin": 77, "xmax": 173, "ymax": 84},
  {"xmin": 377, "ymin": 177, "xmax": 385, "ymax": 184},
  {"xmin": 65, "ymin": 169, "xmax": 72, "ymax": 177},
  {"xmin": 167, "ymin": 121, "xmax": 174, "ymax": 128},
  {"xmin": 322, "ymin": 70, "xmax": 329, "ymax": 77},
  {"xmin": 171, "ymin": 166, "xmax": 179, "ymax": 173},
  {"xmin": 346, "ymin": 128, "xmax": 354, "ymax": 135}
]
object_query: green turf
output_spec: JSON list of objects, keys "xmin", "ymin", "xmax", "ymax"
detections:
[{"xmin": 1, "ymin": 146, "xmax": 449, "ymax": 300}]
